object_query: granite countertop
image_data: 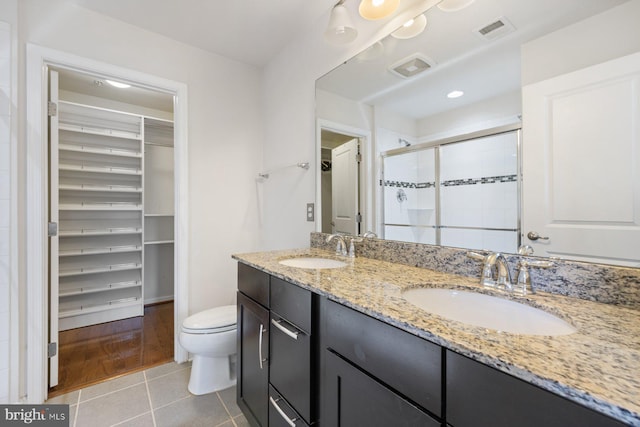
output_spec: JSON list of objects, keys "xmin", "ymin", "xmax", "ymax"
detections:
[{"xmin": 233, "ymin": 248, "xmax": 640, "ymax": 426}]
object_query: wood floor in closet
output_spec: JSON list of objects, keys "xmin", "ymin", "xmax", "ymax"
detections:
[{"xmin": 48, "ymin": 301, "xmax": 174, "ymax": 398}]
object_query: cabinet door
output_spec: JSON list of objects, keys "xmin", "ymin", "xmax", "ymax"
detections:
[
  {"xmin": 322, "ymin": 350, "xmax": 440, "ymax": 427},
  {"xmin": 237, "ymin": 292, "xmax": 269, "ymax": 426},
  {"xmin": 446, "ymin": 351, "xmax": 625, "ymax": 427}
]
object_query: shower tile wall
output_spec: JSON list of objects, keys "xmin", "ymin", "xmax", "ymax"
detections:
[{"xmin": 0, "ymin": 21, "xmax": 11, "ymax": 403}]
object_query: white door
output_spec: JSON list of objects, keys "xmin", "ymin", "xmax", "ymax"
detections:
[
  {"xmin": 332, "ymin": 138, "xmax": 360, "ymax": 235},
  {"xmin": 522, "ymin": 52, "xmax": 640, "ymax": 267},
  {"xmin": 48, "ymin": 69, "xmax": 60, "ymax": 387}
]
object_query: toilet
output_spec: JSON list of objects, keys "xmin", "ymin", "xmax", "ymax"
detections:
[{"xmin": 179, "ymin": 305, "xmax": 237, "ymax": 395}]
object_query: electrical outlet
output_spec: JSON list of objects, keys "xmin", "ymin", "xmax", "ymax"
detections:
[{"xmin": 306, "ymin": 203, "xmax": 315, "ymax": 222}]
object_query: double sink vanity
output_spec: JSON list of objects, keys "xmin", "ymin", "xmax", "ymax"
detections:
[{"xmin": 233, "ymin": 233, "xmax": 640, "ymax": 426}]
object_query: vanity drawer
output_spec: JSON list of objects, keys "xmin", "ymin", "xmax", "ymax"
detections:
[
  {"xmin": 270, "ymin": 276, "xmax": 312, "ymax": 333},
  {"xmin": 238, "ymin": 263, "xmax": 270, "ymax": 307},
  {"xmin": 269, "ymin": 385, "xmax": 310, "ymax": 427},
  {"xmin": 321, "ymin": 298, "xmax": 442, "ymax": 418},
  {"xmin": 270, "ymin": 312, "xmax": 312, "ymax": 423}
]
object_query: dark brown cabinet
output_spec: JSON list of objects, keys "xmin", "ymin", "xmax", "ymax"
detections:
[
  {"xmin": 322, "ymin": 350, "xmax": 440, "ymax": 427},
  {"xmin": 237, "ymin": 264, "xmax": 270, "ymax": 426},
  {"xmin": 237, "ymin": 265, "xmax": 317, "ymax": 427},
  {"xmin": 320, "ymin": 298, "xmax": 442, "ymax": 426},
  {"xmin": 269, "ymin": 276, "xmax": 316, "ymax": 425},
  {"xmin": 446, "ymin": 350, "xmax": 626, "ymax": 427},
  {"xmin": 236, "ymin": 261, "xmax": 627, "ymax": 427}
]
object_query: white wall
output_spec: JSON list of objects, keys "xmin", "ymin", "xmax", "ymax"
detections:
[
  {"xmin": 521, "ymin": 0, "xmax": 640, "ymax": 86},
  {"xmin": 0, "ymin": 0, "xmax": 18, "ymax": 404},
  {"xmin": 260, "ymin": 1, "xmax": 441, "ymax": 250},
  {"xmin": 416, "ymin": 90, "xmax": 521, "ymax": 142},
  {"xmin": 0, "ymin": 18, "xmax": 14, "ymax": 404},
  {"xmin": 2, "ymin": 0, "xmax": 263, "ymax": 402}
]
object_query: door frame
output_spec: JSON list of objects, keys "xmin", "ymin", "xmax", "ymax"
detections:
[
  {"xmin": 316, "ymin": 119, "xmax": 373, "ymax": 235},
  {"xmin": 26, "ymin": 44, "xmax": 190, "ymax": 402}
]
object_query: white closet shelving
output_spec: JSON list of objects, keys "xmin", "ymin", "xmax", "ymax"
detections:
[
  {"xmin": 56, "ymin": 101, "xmax": 146, "ymax": 330},
  {"xmin": 143, "ymin": 117, "xmax": 175, "ymax": 305},
  {"xmin": 54, "ymin": 100, "xmax": 175, "ymax": 330}
]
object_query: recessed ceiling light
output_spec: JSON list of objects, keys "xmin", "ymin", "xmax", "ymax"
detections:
[
  {"xmin": 447, "ymin": 90, "xmax": 464, "ymax": 98},
  {"xmin": 105, "ymin": 79, "xmax": 131, "ymax": 89}
]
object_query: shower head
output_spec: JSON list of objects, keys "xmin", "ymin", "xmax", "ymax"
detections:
[{"xmin": 399, "ymin": 138, "xmax": 411, "ymax": 147}]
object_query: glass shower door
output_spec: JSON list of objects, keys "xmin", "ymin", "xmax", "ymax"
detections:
[
  {"xmin": 439, "ymin": 131, "xmax": 519, "ymax": 252},
  {"xmin": 382, "ymin": 148, "xmax": 436, "ymax": 244}
]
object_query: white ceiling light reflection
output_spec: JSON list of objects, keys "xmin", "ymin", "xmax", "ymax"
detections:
[
  {"xmin": 391, "ymin": 14, "xmax": 427, "ymax": 39},
  {"xmin": 105, "ymin": 79, "xmax": 131, "ymax": 89},
  {"xmin": 447, "ymin": 90, "xmax": 464, "ymax": 98}
]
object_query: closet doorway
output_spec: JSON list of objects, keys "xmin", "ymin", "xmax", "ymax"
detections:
[{"xmin": 47, "ymin": 66, "xmax": 179, "ymax": 396}]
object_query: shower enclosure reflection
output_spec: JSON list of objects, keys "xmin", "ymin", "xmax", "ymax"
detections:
[{"xmin": 382, "ymin": 127, "xmax": 520, "ymax": 252}]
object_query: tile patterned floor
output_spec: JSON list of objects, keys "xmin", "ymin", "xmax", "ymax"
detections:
[{"xmin": 46, "ymin": 362, "xmax": 248, "ymax": 427}]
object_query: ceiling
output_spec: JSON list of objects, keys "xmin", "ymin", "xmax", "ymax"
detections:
[
  {"xmin": 55, "ymin": 67, "xmax": 175, "ymax": 112},
  {"xmin": 64, "ymin": 0, "xmax": 338, "ymax": 67},
  {"xmin": 316, "ymin": 0, "xmax": 629, "ymax": 119}
]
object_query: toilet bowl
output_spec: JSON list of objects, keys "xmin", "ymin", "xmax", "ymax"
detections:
[{"xmin": 179, "ymin": 305, "xmax": 237, "ymax": 395}]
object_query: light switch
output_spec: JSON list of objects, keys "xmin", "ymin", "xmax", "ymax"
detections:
[{"xmin": 306, "ymin": 203, "xmax": 315, "ymax": 222}]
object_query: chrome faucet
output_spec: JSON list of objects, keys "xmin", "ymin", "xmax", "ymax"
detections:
[
  {"xmin": 468, "ymin": 250, "xmax": 553, "ymax": 295},
  {"xmin": 346, "ymin": 237, "xmax": 363, "ymax": 258},
  {"xmin": 362, "ymin": 231, "xmax": 377, "ymax": 238},
  {"xmin": 467, "ymin": 251, "xmax": 498, "ymax": 287},
  {"xmin": 326, "ymin": 234, "xmax": 347, "ymax": 256},
  {"xmin": 494, "ymin": 253, "xmax": 513, "ymax": 291},
  {"xmin": 515, "ymin": 259, "xmax": 553, "ymax": 295}
]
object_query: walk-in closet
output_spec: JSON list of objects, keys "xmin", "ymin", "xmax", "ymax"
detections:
[{"xmin": 48, "ymin": 67, "xmax": 176, "ymax": 394}]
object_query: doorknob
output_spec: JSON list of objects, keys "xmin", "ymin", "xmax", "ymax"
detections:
[{"xmin": 527, "ymin": 231, "xmax": 549, "ymax": 241}]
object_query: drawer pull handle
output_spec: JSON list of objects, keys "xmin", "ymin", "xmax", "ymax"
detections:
[
  {"xmin": 259, "ymin": 323, "xmax": 267, "ymax": 369},
  {"xmin": 271, "ymin": 318, "xmax": 299, "ymax": 340},
  {"xmin": 269, "ymin": 396, "xmax": 298, "ymax": 427}
]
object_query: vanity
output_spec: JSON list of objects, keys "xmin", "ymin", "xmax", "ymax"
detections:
[{"xmin": 234, "ymin": 235, "xmax": 640, "ymax": 426}]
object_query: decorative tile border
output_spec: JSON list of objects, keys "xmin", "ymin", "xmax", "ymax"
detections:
[
  {"xmin": 441, "ymin": 174, "xmax": 518, "ymax": 187},
  {"xmin": 383, "ymin": 174, "xmax": 517, "ymax": 189},
  {"xmin": 310, "ymin": 232, "xmax": 640, "ymax": 310},
  {"xmin": 383, "ymin": 180, "xmax": 435, "ymax": 189}
]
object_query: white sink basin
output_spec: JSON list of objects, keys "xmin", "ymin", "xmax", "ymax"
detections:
[
  {"xmin": 402, "ymin": 288, "xmax": 576, "ymax": 336},
  {"xmin": 279, "ymin": 257, "xmax": 347, "ymax": 269}
]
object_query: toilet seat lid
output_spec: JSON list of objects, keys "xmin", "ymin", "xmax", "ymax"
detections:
[{"xmin": 182, "ymin": 305, "xmax": 236, "ymax": 332}]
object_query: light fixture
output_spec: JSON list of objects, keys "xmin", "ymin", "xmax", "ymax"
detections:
[
  {"xmin": 105, "ymin": 79, "xmax": 131, "ymax": 89},
  {"xmin": 325, "ymin": 0, "xmax": 358, "ymax": 44},
  {"xmin": 437, "ymin": 0, "xmax": 476, "ymax": 12},
  {"xmin": 391, "ymin": 14, "xmax": 427, "ymax": 39},
  {"xmin": 359, "ymin": 0, "xmax": 400, "ymax": 20},
  {"xmin": 447, "ymin": 90, "xmax": 464, "ymax": 98}
]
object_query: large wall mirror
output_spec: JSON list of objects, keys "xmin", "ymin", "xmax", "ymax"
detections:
[{"xmin": 316, "ymin": 0, "xmax": 640, "ymax": 267}]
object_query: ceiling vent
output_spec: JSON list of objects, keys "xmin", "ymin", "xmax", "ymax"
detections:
[
  {"xmin": 474, "ymin": 16, "xmax": 515, "ymax": 41},
  {"xmin": 389, "ymin": 54, "xmax": 435, "ymax": 79}
]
